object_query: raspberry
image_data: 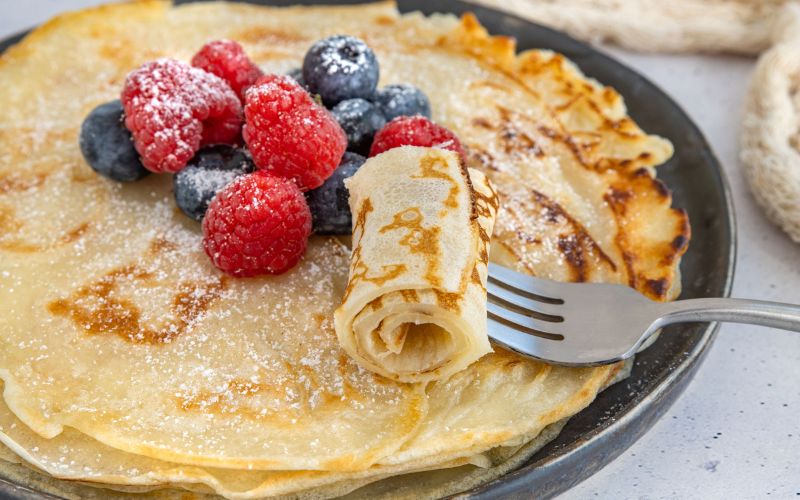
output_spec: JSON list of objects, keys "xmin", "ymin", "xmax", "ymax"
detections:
[
  {"xmin": 243, "ymin": 75, "xmax": 346, "ymax": 191},
  {"xmin": 191, "ymin": 40, "xmax": 264, "ymax": 100},
  {"xmin": 121, "ymin": 58, "xmax": 243, "ymax": 173},
  {"xmin": 202, "ymin": 171, "xmax": 311, "ymax": 277},
  {"xmin": 369, "ymin": 116, "xmax": 466, "ymax": 163}
]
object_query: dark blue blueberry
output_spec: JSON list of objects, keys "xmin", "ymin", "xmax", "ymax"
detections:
[
  {"xmin": 302, "ymin": 35, "xmax": 379, "ymax": 107},
  {"xmin": 286, "ymin": 67, "xmax": 306, "ymax": 88},
  {"xmin": 330, "ymin": 98, "xmax": 386, "ymax": 155},
  {"xmin": 79, "ymin": 100, "xmax": 149, "ymax": 182},
  {"xmin": 374, "ymin": 84, "xmax": 431, "ymax": 121},
  {"xmin": 305, "ymin": 152, "xmax": 365, "ymax": 234},
  {"xmin": 173, "ymin": 145, "xmax": 254, "ymax": 222}
]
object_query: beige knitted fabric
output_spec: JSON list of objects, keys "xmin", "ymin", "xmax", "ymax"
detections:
[
  {"xmin": 741, "ymin": 3, "xmax": 800, "ymax": 243},
  {"xmin": 471, "ymin": 0, "xmax": 785, "ymax": 55}
]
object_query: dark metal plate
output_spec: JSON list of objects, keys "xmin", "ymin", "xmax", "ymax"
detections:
[{"xmin": 0, "ymin": 1, "xmax": 735, "ymax": 498}]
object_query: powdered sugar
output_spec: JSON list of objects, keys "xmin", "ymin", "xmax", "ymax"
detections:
[
  {"xmin": 182, "ymin": 166, "xmax": 242, "ymax": 197},
  {"xmin": 316, "ymin": 36, "xmax": 372, "ymax": 76},
  {"xmin": 121, "ymin": 58, "xmax": 242, "ymax": 173}
]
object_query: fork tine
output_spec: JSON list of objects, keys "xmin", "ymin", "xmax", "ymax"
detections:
[
  {"xmin": 487, "ymin": 317, "xmax": 561, "ymax": 363},
  {"xmin": 487, "ymin": 302, "xmax": 566, "ymax": 337},
  {"xmin": 487, "ymin": 280, "xmax": 565, "ymax": 318},
  {"xmin": 487, "ymin": 263, "xmax": 565, "ymax": 302}
]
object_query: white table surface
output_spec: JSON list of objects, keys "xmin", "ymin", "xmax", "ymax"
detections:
[{"xmin": 1, "ymin": 1, "xmax": 799, "ymax": 499}]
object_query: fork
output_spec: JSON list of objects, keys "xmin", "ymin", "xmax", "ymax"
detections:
[{"xmin": 486, "ymin": 263, "xmax": 800, "ymax": 366}]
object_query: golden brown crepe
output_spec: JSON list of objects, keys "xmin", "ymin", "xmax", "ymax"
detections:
[
  {"xmin": 335, "ymin": 146, "xmax": 499, "ymax": 382},
  {"xmin": 0, "ymin": 1, "xmax": 689, "ymax": 498}
]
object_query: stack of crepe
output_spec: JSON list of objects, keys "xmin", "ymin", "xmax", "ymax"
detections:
[{"xmin": 0, "ymin": 1, "xmax": 689, "ymax": 498}]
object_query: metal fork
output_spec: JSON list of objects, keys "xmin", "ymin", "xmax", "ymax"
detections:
[{"xmin": 486, "ymin": 263, "xmax": 800, "ymax": 366}]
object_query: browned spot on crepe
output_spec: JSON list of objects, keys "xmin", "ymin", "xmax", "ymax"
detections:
[
  {"xmin": 496, "ymin": 107, "xmax": 545, "ymax": 158},
  {"xmin": 528, "ymin": 189, "xmax": 617, "ymax": 281},
  {"xmin": 0, "ymin": 205, "xmax": 22, "ymax": 234},
  {"xmin": 148, "ymin": 236, "xmax": 179, "ymax": 255},
  {"xmin": 470, "ymin": 266, "xmax": 482, "ymax": 286},
  {"xmin": 0, "ymin": 169, "xmax": 95, "ymax": 253},
  {"xmin": 468, "ymin": 105, "xmax": 657, "ymax": 174},
  {"xmin": 59, "ymin": 222, "xmax": 90, "ymax": 245},
  {"xmin": 413, "ymin": 154, "xmax": 461, "ymax": 214},
  {"xmin": 352, "ymin": 263, "xmax": 408, "ymax": 288},
  {"xmin": 344, "ymin": 196, "xmax": 409, "ymax": 300},
  {"xmin": 343, "ymin": 198, "xmax": 387, "ymax": 300},
  {"xmin": 367, "ymin": 295, "xmax": 384, "ymax": 311},
  {"xmin": 0, "ymin": 172, "xmax": 49, "ymax": 194},
  {"xmin": 374, "ymin": 15, "xmax": 396, "ymax": 26},
  {"xmin": 234, "ymin": 26, "xmax": 307, "ymax": 44},
  {"xmin": 380, "ymin": 207, "xmax": 442, "ymax": 287},
  {"xmin": 47, "ymin": 266, "xmax": 227, "ymax": 344},
  {"xmin": 604, "ymin": 171, "xmax": 690, "ymax": 299},
  {"xmin": 0, "ymin": 210, "xmax": 91, "ymax": 254},
  {"xmin": 433, "ymin": 289, "xmax": 461, "ymax": 312},
  {"xmin": 178, "ymin": 355, "xmax": 371, "ymax": 421}
]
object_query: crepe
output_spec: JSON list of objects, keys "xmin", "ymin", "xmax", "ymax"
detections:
[
  {"xmin": 0, "ymin": 382, "xmax": 475, "ymax": 499},
  {"xmin": 0, "ymin": 1, "xmax": 689, "ymax": 498},
  {"xmin": 335, "ymin": 147, "xmax": 499, "ymax": 383}
]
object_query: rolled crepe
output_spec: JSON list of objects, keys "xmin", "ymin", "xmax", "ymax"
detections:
[{"xmin": 334, "ymin": 146, "xmax": 500, "ymax": 383}]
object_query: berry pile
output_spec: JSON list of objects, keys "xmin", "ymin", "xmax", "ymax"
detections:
[
  {"xmin": 78, "ymin": 34, "xmax": 465, "ymax": 277},
  {"xmin": 299, "ymin": 35, "xmax": 461, "ymax": 160}
]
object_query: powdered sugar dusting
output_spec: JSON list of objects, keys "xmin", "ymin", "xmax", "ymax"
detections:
[
  {"xmin": 181, "ymin": 166, "xmax": 243, "ymax": 198},
  {"xmin": 121, "ymin": 58, "xmax": 242, "ymax": 173},
  {"xmin": 314, "ymin": 35, "xmax": 372, "ymax": 76},
  {"xmin": 0, "ymin": 156, "xmax": 416, "ymax": 465}
]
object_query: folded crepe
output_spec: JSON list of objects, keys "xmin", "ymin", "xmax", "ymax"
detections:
[{"xmin": 334, "ymin": 146, "xmax": 500, "ymax": 383}]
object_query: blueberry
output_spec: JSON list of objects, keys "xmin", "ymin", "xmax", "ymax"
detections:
[
  {"xmin": 173, "ymin": 145, "xmax": 254, "ymax": 222},
  {"xmin": 79, "ymin": 100, "xmax": 149, "ymax": 182},
  {"xmin": 330, "ymin": 98, "xmax": 386, "ymax": 155},
  {"xmin": 374, "ymin": 84, "xmax": 431, "ymax": 121},
  {"xmin": 302, "ymin": 35, "xmax": 379, "ymax": 107},
  {"xmin": 305, "ymin": 152, "xmax": 365, "ymax": 234},
  {"xmin": 287, "ymin": 67, "xmax": 306, "ymax": 88}
]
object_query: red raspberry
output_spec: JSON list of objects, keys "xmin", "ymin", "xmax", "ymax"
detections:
[
  {"xmin": 121, "ymin": 58, "xmax": 243, "ymax": 173},
  {"xmin": 191, "ymin": 40, "xmax": 264, "ymax": 101},
  {"xmin": 243, "ymin": 75, "xmax": 346, "ymax": 191},
  {"xmin": 202, "ymin": 171, "xmax": 311, "ymax": 277},
  {"xmin": 369, "ymin": 115, "xmax": 466, "ymax": 163}
]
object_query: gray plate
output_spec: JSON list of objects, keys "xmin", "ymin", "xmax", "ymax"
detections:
[{"xmin": 0, "ymin": 1, "xmax": 735, "ymax": 498}]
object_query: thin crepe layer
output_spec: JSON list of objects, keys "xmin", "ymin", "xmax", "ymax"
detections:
[
  {"xmin": 335, "ymin": 147, "xmax": 499, "ymax": 383},
  {"xmin": 0, "ymin": 385, "xmax": 470, "ymax": 499},
  {"xmin": 0, "ymin": 1, "xmax": 689, "ymax": 496}
]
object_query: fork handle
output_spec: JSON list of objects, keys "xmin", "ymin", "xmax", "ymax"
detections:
[{"xmin": 655, "ymin": 298, "xmax": 800, "ymax": 332}]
